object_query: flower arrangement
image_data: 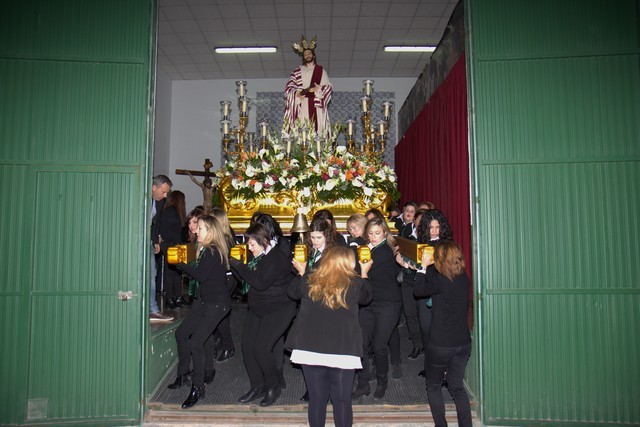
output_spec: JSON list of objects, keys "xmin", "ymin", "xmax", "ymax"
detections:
[{"xmin": 217, "ymin": 123, "xmax": 400, "ymax": 212}]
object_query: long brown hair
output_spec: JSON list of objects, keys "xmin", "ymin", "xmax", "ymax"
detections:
[
  {"xmin": 166, "ymin": 190, "xmax": 186, "ymax": 224},
  {"xmin": 208, "ymin": 206, "xmax": 236, "ymax": 248},
  {"xmin": 307, "ymin": 246, "xmax": 357, "ymax": 310},
  {"xmin": 434, "ymin": 241, "xmax": 465, "ymax": 281},
  {"xmin": 186, "ymin": 207, "xmax": 205, "ymax": 243},
  {"xmin": 198, "ymin": 215, "xmax": 230, "ymax": 269}
]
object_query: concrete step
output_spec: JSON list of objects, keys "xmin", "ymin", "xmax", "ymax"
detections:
[{"xmin": 145, "ymin": 403, "xmax": 477, "ymax": 426}]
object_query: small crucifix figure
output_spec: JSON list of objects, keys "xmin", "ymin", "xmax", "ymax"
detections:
[{"xmin": 175, "ymin": 158, "xmax": 216, "ymax": 212}]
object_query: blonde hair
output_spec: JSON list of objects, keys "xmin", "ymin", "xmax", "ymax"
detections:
[
  {"xmin": 198, "ymin": 215, "xmax": 230, "ymax": 269},
  {"xmin": 208, "ymin": 206, "xmax": 236, "ymax": 248},
  {"xmin": 347, "ymin": 213, "xmax": 367, "ymax": 235},
  {"xmin": 307, "ymin": 246, "xmax": 357, "ymax": 310},
  {"xmin": 434, "ymin": 241, "xmax": 465, "ymax": 281},
  {"xmin": 364, "ymin": 217, "xmax": 396, "ymax": 248}
]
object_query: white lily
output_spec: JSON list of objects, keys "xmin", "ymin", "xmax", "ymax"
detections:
[{"xmin": 245, "ymin": 164, "xmax": 256, "ymax": 178}]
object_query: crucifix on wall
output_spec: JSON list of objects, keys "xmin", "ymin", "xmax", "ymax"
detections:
[{"xmin": 175, "ymin": 158, "xmax": 216, "ymax": 212}]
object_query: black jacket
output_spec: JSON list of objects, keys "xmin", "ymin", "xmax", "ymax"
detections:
[
  {"xmin": 368, "ymin": 243, "xmax": 401, "ymax": 303},
  {"xmin": 286, "ymin": 275, "xmax": 372, "ymax": 357},
  {"xmin": 414, "ymin": 265, "xmax": 470, "ymax": 347},
  {"xmin": 230, "ymin": 248, "xmax": 296, "ymax": 316},
  {"xmin": 157, "ymin": 205, "xmax": 183, "ymax": 253},
  {"xmin": 178, "ymin": 246, "xmax": 229, "ymax": 305}
]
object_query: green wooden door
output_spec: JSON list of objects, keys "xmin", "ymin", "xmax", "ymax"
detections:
[
  {"xmin": 0, "ymin": 0, "xmax": 155, "ymax": 425},
  {"xmin": 467, "ymin": 0, "xmax": 640, "ymax": 424}
]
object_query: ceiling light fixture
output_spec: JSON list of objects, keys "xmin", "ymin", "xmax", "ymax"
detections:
[
  {"xmin": 214, "ymin": 46, "xmax": 277, "ymax": 54},
  {"xmin": 384, "ymin": 45, "xmax": 436, "ymax": 52}
]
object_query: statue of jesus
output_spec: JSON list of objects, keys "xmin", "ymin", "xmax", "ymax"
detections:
[{"xmin": 284, "ymin": 35, "xmax": 333, "ymax": 139}]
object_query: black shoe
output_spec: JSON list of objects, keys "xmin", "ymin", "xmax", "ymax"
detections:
[
  {"xmin": 300, "ymin": 389, "xmax": 309, "ymax": 402},
  {"xmin": 181, "ymin": 385, "xmax": 205, "ymax": 409},
  {"xmin": 259, "ymin": 387, "xmax": 281, "ymax": 407},
  {"xmin": 442, "ymin": 379, "xmax": 448, "ymax": 388},
  {"xmin": 238, "ymin": 387, "xmax": 265, "ymax": 404},
  {"xmin": 168, "ymin": 374, "xmax": 188, "ymax": 389},
  {"xmin": 352, "ymin": 382, "xmax": 370, "ymax": 399},
  {"xmin": 204, "ymin": 369, "xmax": 215, "ymax": 384},
  {"xmin": 418, "ymin": 369, "xmax": 425, "ymax": 378},
  {"xmin": 373, "ymin": 382, "xmax": 387, "ymax": 399},
  {"xmin": 408, "ymin": 347, "xmax": 424, "ymax": 360},
  {"xmin": 216, "ymin": 348, "xmax": 235, "ymax": 363},
  {"xmin": 165, "ymin": 298, "xmax": 177, "ymax": 310}
]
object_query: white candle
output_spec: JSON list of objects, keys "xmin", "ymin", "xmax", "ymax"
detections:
[
  {"xmin": 286, "ymin": 138, "xmax": 291, "ymax": 155},
  {"xmin": 379, "ymin": 120, "xmax": 385, "ymax": 135},
  {"xmin": 363, "ymin": 79, "xmax": 374, "ymax": 96},
  {"xmin": 361, "ymin": 96, "xmax": 368, "ymax": 112},
  {"xmin": 241, "ymin": 98, "xmax": 247, "ymax": 113},
  {"xmin": 221, "ymin": 101, "xmax": 230, "ymax": 116},
  {"xmin": 348, "ymin": 120, "xmax": 354, "ymax": 136},
  {"xmin": 236, "ymin": 81, "xmax": 246, "ymax": 97},
  {"xmin": 222, "ymin": 120, "xmax": 229, "ymax": 135},
  {"xmin": 316, "ymin": 137, "xmax": 321, "ymax": 156},
  {"xmin": 383, "ymin": 102, "xmax": 390, "ymax": 117},
  {"xmin": 261, "ymin": 122, "xmax": 267, "ymax": 137}
]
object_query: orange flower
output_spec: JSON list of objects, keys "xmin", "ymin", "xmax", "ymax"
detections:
[
  {"xmin": 249, "ymin": 179, "xmax": 257, "ymax": 186},
  {"xmin": 358, "ymin": 167, "xmax": 365, "ymax": 175},
  {"xmin": 345, "ymin": 170, "xmax": 354, "ymax": 180}
]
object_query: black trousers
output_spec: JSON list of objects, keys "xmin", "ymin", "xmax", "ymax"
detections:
[
  {"xmin": 401, "ymin": 274, "xmax": 422, "ymax": 348},
  {"xmin": 302, "ymin": 364, "xmax": 355, "ymax": 427},
  {"xmin": 417, "ymin": 298, "xmax": 433, "ymax": 376},
  {"xmin": 388, "ymin": 324, "xmax": 401, "ymax": 365},
  {"xmin": 358, "ymin": 300, "xmax": 402, "ymax": 384},
  {"xmin": 241, "ymin": 304, "xmax": 296, "ymax": 389},
  {"xmin": 426, "ymin": 343, "xmax": 472, "ymax": 427},
  {"xmin": 203, "ymin": 310, "xmax": 233, "ymax": 370},
  {"xmin": 160, "ymin": 257, "xmax": 182, "ymax": 300},
  {"xmin": 175, "ymin": 300, "xmax": 230, "ymax": 386}
]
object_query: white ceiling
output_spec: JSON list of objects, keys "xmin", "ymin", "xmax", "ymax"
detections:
[{"xmin": 157, "ymin": 0, "xmax": 458, "ymax": 80}]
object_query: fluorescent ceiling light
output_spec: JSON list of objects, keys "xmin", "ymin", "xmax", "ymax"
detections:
[
  {"xmin": 384, "ymin": 45, "xmax": 436, "ymax": 52},
  {"xmin": 215, "ymin": 46, "xmax": 277, "ymax": 54}
]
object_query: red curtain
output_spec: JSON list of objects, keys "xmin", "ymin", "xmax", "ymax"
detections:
[{"xmin": 394, "ymin": 55, "xmax": 472, "ymax": 325}]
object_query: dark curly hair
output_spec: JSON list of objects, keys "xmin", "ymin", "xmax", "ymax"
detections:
[{"xmin": 417, "ymin": 209, "xmax": 453, "ymax": 243}]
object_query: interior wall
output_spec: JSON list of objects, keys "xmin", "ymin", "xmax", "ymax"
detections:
[
  {"xmin": 153, "ymin": 67, "xmax": 173, "ymax": 176},
  {"xmin": 168, "ymin": 77, "xmax": 416, "ymax": 211}
]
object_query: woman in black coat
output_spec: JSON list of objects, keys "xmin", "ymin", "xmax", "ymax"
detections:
[
  {"xmin": 353, "ymin": 217, "xmax": 401, "ymax": 400},
  {"xmin": 168, "ymin": 215, "xmax": 231, "ymax": 409},
  {"xmin": 229, "ymin": 223, "xmax": 297, "ymax": 407},
  {"xmin": 292, "ymin": 217, "xmax": 337, "ymax": 402},
  {"xmin": 156, "ymin": 190, "xmax": 186, "ymax": 309},
  {"xmin": 408, "ymin": 208, "xmax": 454, "ymax": 379},
  {"xmin": 413, "ymin": 241, "xmax": 472, "ymax": 427},
  {"xmin": 287, "ymin": 246, "xmax": 372, "ymax": 427}
]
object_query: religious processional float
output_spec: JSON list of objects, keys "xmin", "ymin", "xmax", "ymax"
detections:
[{"xmin": 180, "ymin": 79, "xmax": 400, "ymax": 233}]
